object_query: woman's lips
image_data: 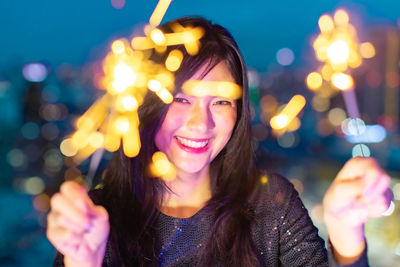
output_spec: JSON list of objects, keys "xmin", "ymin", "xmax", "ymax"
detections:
[{"xmin": 175, "ymin": 136, "xmax": 211, "ymax": 153}]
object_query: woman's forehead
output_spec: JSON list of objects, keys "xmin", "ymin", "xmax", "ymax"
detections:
[{"xmin": 189, "ymin": 61, "xmax": 235, "ymax": 83}]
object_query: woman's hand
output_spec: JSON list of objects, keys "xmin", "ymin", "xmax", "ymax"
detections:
[
  {"xmin": 323, "ymin": 157, "xmax": 392, "ymax": 264},
  {"xmin": 47, "ymin": 181, "xmax": 110, "ymax": 267}
]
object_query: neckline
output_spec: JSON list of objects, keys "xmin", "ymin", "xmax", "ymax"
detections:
[{"xmin": 158, "ymin": 205, "xmax": 208, "ymax": 220}]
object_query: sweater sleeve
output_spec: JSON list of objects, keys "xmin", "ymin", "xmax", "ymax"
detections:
[{"xmin": 270, "ymin": 174, "xmax": 368, "ymax": 267}]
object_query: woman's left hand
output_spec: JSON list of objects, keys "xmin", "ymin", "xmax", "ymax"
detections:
[{"xmin": 322, "ymin": 157, "xmax": 392, "ymax": 263}]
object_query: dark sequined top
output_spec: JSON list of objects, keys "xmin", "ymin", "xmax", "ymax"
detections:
[{"xmin": 53, "ymin": 174, "xmax": 368, "ymax": 266}]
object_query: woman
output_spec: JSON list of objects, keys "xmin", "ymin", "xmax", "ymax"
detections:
[{"xmin": 47, "ymin": 17, "xmax": 392, "ymax": 266}]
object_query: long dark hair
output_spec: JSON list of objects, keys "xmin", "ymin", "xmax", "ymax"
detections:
[{"xmin": 100, "ymin": 17, "xmax": 259, "ymax": 266}]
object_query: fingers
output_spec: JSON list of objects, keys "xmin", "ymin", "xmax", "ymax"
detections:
[
  {"xmin": 60, "ymin": 181, "xmax": 94, "ymax": 214},
  {"xmin": 50, "ymin": 192, "xmax": 92, "ymax": 230}
]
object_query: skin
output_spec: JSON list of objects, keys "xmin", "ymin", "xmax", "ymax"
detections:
[
  {"xmin": 46, "ymin": 63, "xmax": 392, "ymax": 266},
  {"xmin": 155, "ymin": 62, "xmax": 237, "ymax": 218}
]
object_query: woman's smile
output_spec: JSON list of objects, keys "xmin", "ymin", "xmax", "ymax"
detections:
[{"xmin": 175, "ymin": 136, "xmax": 211, "ymax": 153}]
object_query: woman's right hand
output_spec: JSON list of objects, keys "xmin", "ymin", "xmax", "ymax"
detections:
[{"xmin": 47, "ymin": 181, "xmax": 110, "ymax": 267}]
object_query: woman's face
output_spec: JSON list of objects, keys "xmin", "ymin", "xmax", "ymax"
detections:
[{"xmin": 155, "ymin": 61, "xmax": 238, "ymax": 176}]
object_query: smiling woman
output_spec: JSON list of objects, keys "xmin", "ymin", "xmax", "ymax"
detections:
[{"xmin": 47, "ymin": 16, "xmax": 392, "ymax": 267}]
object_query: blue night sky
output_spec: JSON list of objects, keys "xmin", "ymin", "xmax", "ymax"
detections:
[{"xmin": 1, "ymin": 0, "xmax": 399, "ymax": 71}]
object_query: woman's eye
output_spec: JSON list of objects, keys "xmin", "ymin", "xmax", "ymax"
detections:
[
  {"xmin": 214, "ymin": 100, "xmax": 233, "ymax": 106},
  {"xmin": 173, "ymin": 97, "xmax": 190, "ymax": 104}
]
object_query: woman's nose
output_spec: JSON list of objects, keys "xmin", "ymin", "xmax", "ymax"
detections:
[{"xmin": 186, "ymin": 102, "xmax": 215, "ymax": 132}]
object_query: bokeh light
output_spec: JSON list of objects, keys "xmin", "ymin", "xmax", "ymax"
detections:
[
  {"xmin": 22, "ymin": 63, "xmax": 48, "ymax": 82},
  {"xmin": 327, "ymin": 108, "xmax": 346, "ymax": 126},
  {"xmin": 352, "ymin": 144, "xmax": 371, "ymax": 157},
  {"xmin": 306, "ymin": 72, "xmax": 323, "ymax": 90},
  {"xmin": 276, "ymin": 48, "xmax": 295, "ymax": 66},
  {"xmin": 7, "ymin": 149, "xmax": 26, "ymax": 168},
  {"xmin": 21, "ymin": 122, "xmax": 40, "ymax": 140},
  {"xmin": 360, "ymin": 42, "xmax": 375, "ymax": 58},
  {"xmin": 24, "ymin": 176, "xmax": 45, "ymax": 195},
  {"xmin": 381, "ymin": 201, "xmax": 395, "ymax": 216},
  {"xmin": 331, "ymin": 73, "xmax": 354, "ymax": 90},
  {"xmin": 341, "ymin": 118, "xmax": 366, "ymax": 136},
  {"xmin": 346, "ymin": 124, "xmax": 387, "ymax": 143}
]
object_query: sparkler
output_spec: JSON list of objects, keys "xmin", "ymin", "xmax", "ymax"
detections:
[{"xmin": 308, "ymin": 9, "xmax": 376, "ymax": 157}]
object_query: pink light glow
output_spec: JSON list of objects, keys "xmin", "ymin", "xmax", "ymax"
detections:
[{"xmin": 111, "ymin": 0, "xmax": 126, "ymax": 10}]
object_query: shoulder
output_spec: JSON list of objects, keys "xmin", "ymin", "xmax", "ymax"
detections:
[{"xmin": 249, "ymin": 173, "xmax": 296, "ymax": 205}]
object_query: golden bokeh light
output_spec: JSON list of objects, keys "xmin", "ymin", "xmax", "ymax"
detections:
[
  {"xmin": 115, "ymin": 116, "xmax": 130, "ymax": 134},
  {"xmin": 88, "ymin": 132, "xmax": 104, "ymax": 149},
  {"xmin": 111, "ymin": 40, "xmax": 125, "ymax": 54},
  {"xmin": 270, "ymin": 95, "xmax": 306, "ymax": 130},
  {"xmin": 165, "ymin": 49, "xmax": 183, "ymax": 71},
  {"xmin": 360, "ymin": 42, "xmax": 375, "ymax": 58},
  {"xmin": 182, "ymin": 80, "xmax": 242, "ymax": 99},
  {"xmin": 334, "ymin": 9, "xmax": 349, "ymax": 26},
  {"xmin": 149, "ymin": 0, "xmax": 172, "ymax": 26},
  {"xmin": 306, "ymin": 72, "xmax": 323, "ymax": 90},
  {"xmin": 60, "ymin": 138, "xmax": 78, "ymax": 157},
  {"xmin": 150, "ymin": 28, "xmax": 166, "ymax": 45},
  {"xmin": 327, "ymin": 40, "xmax": 350, "ymax": 64},
  {"xmin": 331, "ymin": 72, "xmax": 354, "ymax": 90},
  {"xmin": 318, "ymin": 15, "xmax": 335, "ymax": 33}
]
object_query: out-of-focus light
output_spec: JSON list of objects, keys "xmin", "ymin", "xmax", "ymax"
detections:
[
  {"xmin": 352, "ymin": 144, "xmax": 371, "ymax": 157},
  {"xmin": 360, "ymin": 42, "xmax": 375, "ymax": 58},
  {"xmin": 321, "ymin": 64, "xmax": 333, "ymax": 81},
  {"xmin": 276, "ymin": 48, "xmax": 295, "ymax": 66},
  {"xmin": 41, "ymin": 123, "xmax": 59, "ymax": 141},
  {"xmin": 395, "ymin": 242, "xmax": 400, "ymax": 257},
  {"xmin": 327, "ymin": 40, "xmax": 350, "ymax": 64},
  {"xmin": 328, "ymin": 108, "xmax": 346, "ymax": 126},
  {"xmin": 248, "ymin": 70, "xmax": 260, "ymax": 88},
  {"xmin": 306, "ymin": 72, "xmax": 323, "ymax": 90},
  {"xmin": 156, "ymin": 88, "xmax": 173, "ymax": 104},
  {"xmin": 149, "ymin": 151, "xmax": 176, "ymax": 181},
  {"xmin": 149, "ymin": 0, "xmax": 172, "ymax": 26},
  {"xmin": 270, "ymin": 114, "xmax": 289, "ymax": 129},
  {"xmin": 334, "ymin": 9, "xmax": 349, "ymax": 26},
  {"xmin": 341, "ymin": 118, "xmax": 366, "ymax": 136},
  {"xmin": 393, "ymin": 183, "xmax": 400, "ymax": 200},
  {"xmin": 165, "ymin": 49, "xmax": 183, "ymax": 71},
  {"xmin": 115, "ymin": 116, "xmax": 130, "ymax": 134},
  {"xmin": 24, "ymin": 176, "xmax": 45, "ymax": 195},
  {"xmin": 287, "ymin": 117, "xmax": 301, "ymax": 132},
  {"xmin": 22, "ymin": 63, "xmax": 48, "ymax": 82},
  {"xmin": 44, "ymin": 149, "xmax": 63, "ymax": 173},
  {"xmin": 60, "ymin": 138, "xmax": 78, "ymax": 157},
  {"xmin": 116, "ymin": 95, "xmax": 138, "ymax": 112},
  {"xmin": 318, "ymin": 15, "xmax": 334, "ymax": 33},
  {"xmin": 386, "ymin": 71, "xmax": 399, "ymax": 88},
  {"xmin": 111, "ymin": 40, "xmax": 125, "ymax": 54},
  {"xmin": 111, "ymin": 0, "xmax": 126, "ymax": 9},
  {"xmin": 270, "ymin": 95, "xmax": 306, "ymax": 130},
  {"xmin": 7, "ymin": 149, "xmax": 26, "ymax": 168},
  {"xmin": 382, "ymin": 201, "xmax": 395, "ymax": 216},
  {"xmin": 112, "ymin": 63, "xmax": 137, "ymax": 93},
  {"xmin": 312, "ymin": 95, "xmax": 330, "ymax": 112},
  {"xmin": 346, "ymin": 124, "xmax": 387, "ymax": 143},
  {"xmin": 21, "ymin": 122, "xmax": 40, "ymax": 140},
  {"xmin": 148, "ymin": 79, "xmax": 163, "ymax": 92},
  {"xmin": 150, "ymin": 28, "xmax": 166, "ymax": 45},
  {"xmin": 260, "ymin": 175, "xmax": 268, "ymax": 184},
  {"xmin": 88, "ymin": 132, "xmax": 104, "ymax": 149},
  {"xmin": 277, "ymin": 132, "xmax": 296, "ymax": 148},
  {"xmin": 33, "ymin": 193, "xmax": 50, "ymax": 212},
  {"xmin": 331, "ymin": 73, "xmax": 353, "ymax": 90}
]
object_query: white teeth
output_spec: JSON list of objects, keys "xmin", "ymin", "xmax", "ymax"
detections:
[{"xmin": 176, "ymin": 137, "xmax": 209, "ymax": 148}]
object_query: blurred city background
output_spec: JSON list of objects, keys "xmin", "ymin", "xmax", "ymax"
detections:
[{"xmin": 1, "ymin": 0, "xmax": 399, "ymax": 266}]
